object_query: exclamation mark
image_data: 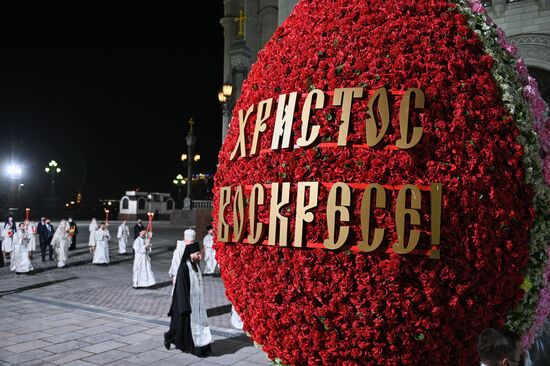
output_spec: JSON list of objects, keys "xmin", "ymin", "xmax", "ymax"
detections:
[{"xmin": 430, "ymin": 183, "xmax": 442, "ymax": 259}]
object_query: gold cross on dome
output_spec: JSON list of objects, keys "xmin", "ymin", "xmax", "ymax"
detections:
[{"xmin": 235, "ymin": 10, "xmax": 247, "ymax": 37}]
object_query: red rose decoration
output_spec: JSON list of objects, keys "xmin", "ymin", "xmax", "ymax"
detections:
[{"xmin": 213, "ymin": 0, "xmax": 550, "ymax": 364}]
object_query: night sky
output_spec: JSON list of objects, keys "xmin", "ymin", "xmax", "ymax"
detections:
[{"xmin": 0, "ymin": 15, "xmax": 225, "ymax": 212}]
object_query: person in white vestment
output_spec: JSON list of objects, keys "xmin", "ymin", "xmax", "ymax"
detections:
[
  {"xmin": 231, "ymin": 305, "xmax": 244, "ymax": 330},
  {"xmin": 117, "ymin": 220, "xmax": 130, "ymax": 255},
  {"xmin": 2, "ymin": 216, "xmax": 17, "ymax": 264},
  {"xmin": 169, "ymin": 240, "xmax": 186, "ymax": 279},
  {"xmin": 168, "ymin": 232, "xmax": 194, "ymax": 295},
  {"xmin": 88, "ymin": 218, "xmax": 98, "ymax": 251},
  {"xmin": 202, "ymin": 226, "xmax": 217, "ymax": 275},
  {"xmin": 51, "ymin": 219, "xmax": 70, "ymax": 268},
  {"xmin": 92, "ymin": 222, "xmax": 110, "ymax": 265},
  {"xmin": 12, "ymin": 223, "xmax": 33, "ymax": 273},
  {"xmin": 169, "ymin": 229, "xmax": 196, "ymax": 280},
  {"xmin": 132, "ymin": 229, "xmax": 156, "ymax": 288},
  {"xmin": 26, "ymin": 221, "xmax": 37, "ymax": 259}
]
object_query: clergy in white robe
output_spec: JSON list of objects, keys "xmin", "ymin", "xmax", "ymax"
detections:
[
  {"xmin": 169, "ymin": 240, "xmax": 186, "ymax": 279},
  {"xmin": 88, "ymin": 218, "xmax": 98, "ymax": 250},
  {"xmin": 231, "ymin": 305, "xmax": 244, "ymax": 330},
  {"xmin": 51, "ymin": 220, "xmax": 70, "ymax": 268},
  {"xmin": 202, "ymin": 226, "xmax": 217, "ymax": 275},
  {"xmin": 2, "ymin": 217, "xmax": 17, "ymax": 254},
  {"xmin": 117, "ymin": 220, "xmax": 130, "ymax": 255},
  {"xmin": 169, "ymin": 228, "xmax": 196, "ymax": 279},
  {"xmin": 164, "ymin": 240, "xmax": 212, "ymax": 357},
  {"xmin": 12, "ymin": 223, "xmax": 33, "ymax": 273},
  {"xmin": 92, "ymin": 223, "xmax": 110, "ymax": 264},
  {"xmin": 132, "ymin": 230, "xmax": 156, "ymax": 288},
  {"xmin": 27, "ymin": 221, "xmax": 38, "ymax": 258}
]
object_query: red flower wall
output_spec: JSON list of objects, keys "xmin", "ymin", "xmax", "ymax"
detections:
[{"xmin": 213, "ymin": 0, "xmax": 534, "ymax": 364}]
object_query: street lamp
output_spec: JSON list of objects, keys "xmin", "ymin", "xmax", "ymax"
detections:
[
  {"xmin": 218, "ymin": 82, "xmax": 233, "ymax": 143},
  {"xmin": 45, "ymin": 160, "xmax": 61, "ymax": 196},
  {"xmin": 173, "ymin": 174, "xmax": 186, "ymax": 208},
  {"xmin": 181, "ymin": 151, "xmax": 199, "ymax": 205},
  {"xmin": 183, "ymin": 118, "xmax": 197, "ymax": 209},
  {"xmin": 6, "ymin": 164, "xmax": 22, "ymax": 180},
  {"xmin": 182, "ymin": 154, "xmax": 201, "ymax": 163}
]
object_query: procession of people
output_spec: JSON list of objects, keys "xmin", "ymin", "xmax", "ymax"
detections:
[
  {"xmin": 2, "ymin": 214, "xmax": 220, "ymax": 357},
  {"xmin": 1, "ymin": 217, "xmax": 218, "ymax": 291}
]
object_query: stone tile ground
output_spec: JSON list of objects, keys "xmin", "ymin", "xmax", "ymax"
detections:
[{"xmin": 0, "ymin": 222, "xmax": 271, "ymax": 365}]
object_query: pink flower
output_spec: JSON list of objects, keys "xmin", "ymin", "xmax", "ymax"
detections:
[
  {"xmin": 515, "ymin": 59, "xmax": 530, "ymax": 84},
  {"xmin": 468, "ymin": 0, "xmax": 487, "ymax": 14},
  {"xmin": 522, "ymin": 245, "xmax": 550, "ymax": 348},
  {"xmin": 543, "ymin": 156, "xmax": 550, "ymax": 185}
]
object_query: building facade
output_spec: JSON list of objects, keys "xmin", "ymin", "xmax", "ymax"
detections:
[
  {"xmin": 220, "ymin": 0, "xmax": 299, "ymax": 142},
  {"xmin": 487, "ymin": 0, "xmax": 550, "ymax": 104},
  {"xmin": 118, "ymin": 191, "xmax": 175, "ymax": 221},
  {"xmin": 220, "ymin": 0, "xmax": 550, "ymax": 141}
]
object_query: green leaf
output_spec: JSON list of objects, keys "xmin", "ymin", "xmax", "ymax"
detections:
[{"xmin": 318, "ymin": 316, "xmax": 330, "ymax": 331}]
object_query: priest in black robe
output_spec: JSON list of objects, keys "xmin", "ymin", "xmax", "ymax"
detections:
[{"xmin": 164, "ymin": 236, "xmax": 212, "ymax": 357}]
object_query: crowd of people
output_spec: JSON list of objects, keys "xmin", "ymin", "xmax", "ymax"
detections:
[
  {"xmin": 1, "ymin": 215, "xmax": 221, "ymax": 358},
  {"xmin": 0, "ymin": 217, "xmax": 219, "ymax": 281},
  {"xmin": 5, "ymin": 215, "xmax": 550, "ymax": 361}
]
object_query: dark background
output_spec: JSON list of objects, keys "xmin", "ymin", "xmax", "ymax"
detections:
[{"xmin": 0, "ymin": 15, "xmax": 225, "ymax": 216}]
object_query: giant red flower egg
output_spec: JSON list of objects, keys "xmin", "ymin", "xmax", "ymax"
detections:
[{"xmin": 213, "ymin": 0, "xmax": 550, "ymax": 364}]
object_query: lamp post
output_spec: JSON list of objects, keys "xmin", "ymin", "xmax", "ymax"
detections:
[
  {"xmin": 44, "ymin": 160, "xmax": 61, "ymax": 196},
  {"xmin": 218, "ymin": 83, "xmax": 233, "ymax": 143},
  {"xmin": 18, "ymin": 184, "xmax": 24, "ymax": 214},
  {"xmin": 183, "ymin": 118, "xmax": 198, "ymax": 209},
  {"xmin": 173, "ymin": 174, "xmax": 186, "ymax": 209},
  {"xmin": 5, "ymin": 163, "xmax": 22, "ymax": 212}
]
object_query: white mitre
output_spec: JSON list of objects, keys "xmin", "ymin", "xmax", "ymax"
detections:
[{"xmin": 184, "ymin": 228, "xmax": 196, "ymax": 241}]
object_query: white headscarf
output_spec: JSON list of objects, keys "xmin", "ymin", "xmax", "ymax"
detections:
[
  {"xmin": 184, "ymin": 228, "xmax": 196, "ymax": 241},
  {"xmin": 52, "ymin": 219, "xmax": 68, "ymax": 247},
  {"xmin": 169, "ymin": 240, "xmax": 187, "ymax": 277}
]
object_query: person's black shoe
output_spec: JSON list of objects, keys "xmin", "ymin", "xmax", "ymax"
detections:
[{"xmin": 163, "ymin": 333, "xmax": 171, "ymax": 350}]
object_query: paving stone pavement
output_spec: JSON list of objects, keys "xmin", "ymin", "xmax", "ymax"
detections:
[{"xmin": 0, "ymin": 222, "xmax": 272, "ymax": 365}]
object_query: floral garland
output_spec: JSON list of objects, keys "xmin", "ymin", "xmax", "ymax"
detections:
[
  {"xmin": 454, "ymin": 0, "xmax": 550, "ymax": 346},
  {"xmin": 213, "ymin": 0, "xmax": 549, "ymax": 364}
]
